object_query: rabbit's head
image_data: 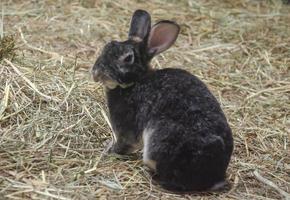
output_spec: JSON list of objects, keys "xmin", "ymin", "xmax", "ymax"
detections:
[{"xmin": 91, "ymin": 10, "xmax": 180, "ymax": 89}]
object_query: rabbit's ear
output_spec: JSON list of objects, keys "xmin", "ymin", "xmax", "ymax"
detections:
[
  {"xmin": 128, "ymin": 10, "xmax": 151, "ymax": 42},
  {"xmin": 147, "ymin": 20, "xmax": 180, "ymax": 56}
]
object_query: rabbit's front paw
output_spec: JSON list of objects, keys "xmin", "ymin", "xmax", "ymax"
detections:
[{"xmin": 102, "ymin": 139, "xmax": 114, "ymax": 154}]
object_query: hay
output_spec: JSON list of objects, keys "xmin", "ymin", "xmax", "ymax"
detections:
[{"xmin": 0, "ymin": 0, "xmax": 289, "ymax": 199}]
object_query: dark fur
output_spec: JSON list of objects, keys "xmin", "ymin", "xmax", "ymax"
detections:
[{"xmin": 91, "ymin": 10, "xmax": 233, "ymax": 192}]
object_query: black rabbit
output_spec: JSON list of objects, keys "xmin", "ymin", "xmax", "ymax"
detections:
[{"xmin": 91, "ymin": 10, "xmax": 233, "ymax": 192}]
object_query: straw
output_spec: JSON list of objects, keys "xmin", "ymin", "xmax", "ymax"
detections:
[{"xmin": 1, "ymin": 0, "xmax": 289, "ymax": 199}]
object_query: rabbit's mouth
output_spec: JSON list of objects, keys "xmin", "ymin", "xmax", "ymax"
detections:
[
  {"xmin": 103, "ymin": 79, "xmax": 119, "ymax": 89},
  {"xmin": 105, "ymin": 79, "xmax": 135, "ymax": 89},
  {"xmin": 93, "ymin": 73, "xmax": 118, "ymax": 89},
  {"xmin": 93, "ymin": 71, "xmax": 134, "ymax": 89}
]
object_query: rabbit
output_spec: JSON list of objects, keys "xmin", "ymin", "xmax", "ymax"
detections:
[{"xmin": 91, "ymin": 9, "xmax": 233, "ymax": 192}]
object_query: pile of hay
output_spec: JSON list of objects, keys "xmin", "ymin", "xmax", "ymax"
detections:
[{"xmin": 1, "ymin": 0, "xmax": 289, "ymax": 199}]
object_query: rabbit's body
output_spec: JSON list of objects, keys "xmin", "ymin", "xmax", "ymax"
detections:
[
  {"xmin": 107, "ymin": 68, "xmax": 233, "ymax": 191},
  {"xmin": 91, "ymin": 10, "xmax": 233, "ymax": 192}
]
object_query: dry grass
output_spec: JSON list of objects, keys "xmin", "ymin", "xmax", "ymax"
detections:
[{"xmin": 0, "ymin": 0, "xmax": 289, "ymax": 199}]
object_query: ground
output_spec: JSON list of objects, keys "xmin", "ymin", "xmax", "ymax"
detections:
[{"xmin": 0, "ymin": 0, "xmax": 289, "ymax": 199}]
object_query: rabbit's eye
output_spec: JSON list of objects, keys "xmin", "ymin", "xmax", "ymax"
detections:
[
  {"xmin": 124, "ymin": 54, "xmax": 133, "ymax": 63},
  {"xmin": 120, "ymin": 52, "xmax": 134, "ymax": 64}
]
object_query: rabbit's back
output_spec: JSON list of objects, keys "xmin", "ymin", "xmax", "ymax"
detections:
[{"xmin": 135, "ymin": 68, "xmax": 228, "ymax": 131}]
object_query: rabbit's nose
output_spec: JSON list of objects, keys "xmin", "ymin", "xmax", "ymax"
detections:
[{"xmin": 91, "ymin": 68, "xmax": 100, "ymax": 82}]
